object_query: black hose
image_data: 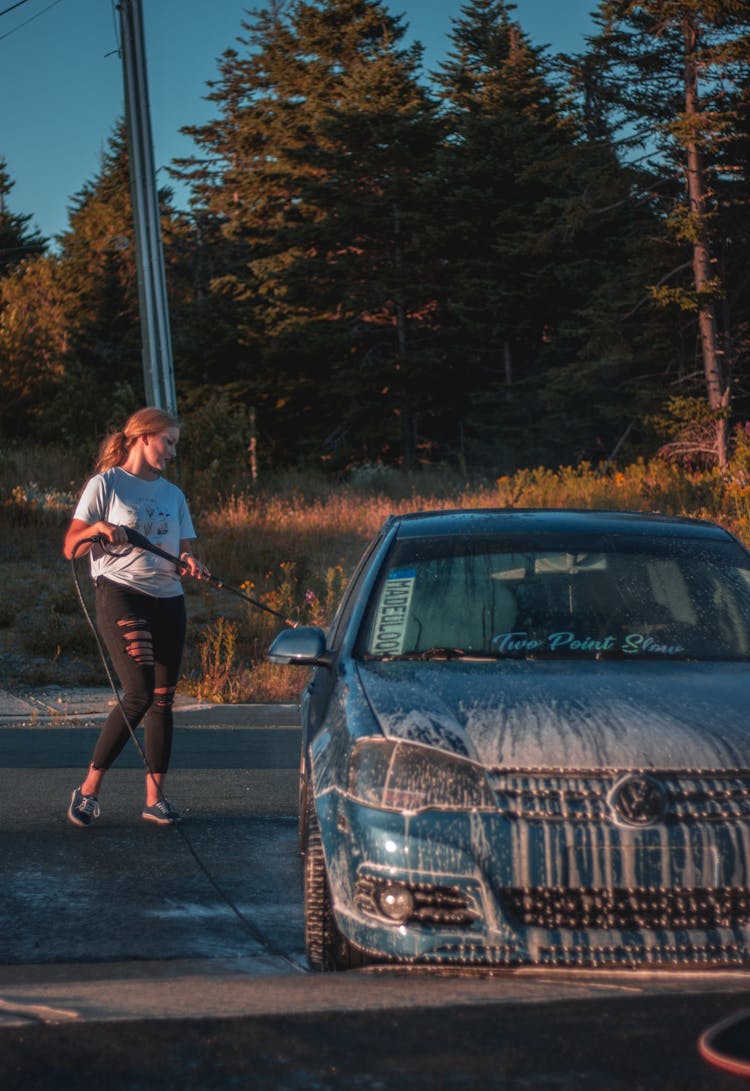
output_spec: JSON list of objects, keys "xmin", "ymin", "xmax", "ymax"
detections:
[{"xmin": 69, "ymin": 536, "xmax": 306, "ymax": 972}]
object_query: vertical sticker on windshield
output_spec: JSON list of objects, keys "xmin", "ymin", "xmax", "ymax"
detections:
[{"xmin": 371, "ymin": 569, "xmax": 415, "ymax": 656}]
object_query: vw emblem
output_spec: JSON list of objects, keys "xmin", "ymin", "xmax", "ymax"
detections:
[{"xmin": 609, "ymin": 774, "xmax": 666, "ymax": 827}]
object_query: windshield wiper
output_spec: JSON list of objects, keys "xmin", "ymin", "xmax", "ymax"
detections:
[{"xmin": 379, "ymin": 647, "xmax": 471, "ymax": 661}]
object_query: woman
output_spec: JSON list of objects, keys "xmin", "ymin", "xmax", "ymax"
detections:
[{"xmin": 63, "ymin": 406, "xmax": 209, "ymax": 827}]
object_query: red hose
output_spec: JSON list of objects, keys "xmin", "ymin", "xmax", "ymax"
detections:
[{"xmin": 698, "ymin": 1010, "xmax": 750, "ymax": 1079}]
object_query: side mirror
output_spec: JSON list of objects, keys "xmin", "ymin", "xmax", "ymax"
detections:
[{"xmin": 268, "ymin": 626, "xmax": 330, "ymax": 666}]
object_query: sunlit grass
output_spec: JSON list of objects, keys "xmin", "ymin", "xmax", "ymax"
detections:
[{"xmin": 3, "ymin": 450, "xmax": 750, "ymax": 701}]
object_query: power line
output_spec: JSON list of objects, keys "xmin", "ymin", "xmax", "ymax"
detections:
[
  {"xmin": 0, "ymin": 0, "xmax": 64, "ymax": 42},
  {"xmin": 0, "ymin": 0, "xmax": 33, "ymax": 17}
]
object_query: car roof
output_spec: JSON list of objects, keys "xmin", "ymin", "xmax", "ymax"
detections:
[{"xmin": 389, "ymin": 508, "xmax": 734, "ymax": 542}]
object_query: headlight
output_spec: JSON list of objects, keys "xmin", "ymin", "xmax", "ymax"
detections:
[{"xmin": 348, "ymin": 738, "xmax": 496, "ymax": 814}]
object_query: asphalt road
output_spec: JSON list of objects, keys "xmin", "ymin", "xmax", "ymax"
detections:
[
  {"xmin": 1, "ymin": 707, "xmax": 305, "ymax": 965},
  {"xmin": 2, "ymin": 704, "xmax": 749, "ymax": 1090}
]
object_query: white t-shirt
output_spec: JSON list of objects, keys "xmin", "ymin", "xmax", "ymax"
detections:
[{"xmin": 73, "ymin": 466, "xmax": 196, "ymax": 597}]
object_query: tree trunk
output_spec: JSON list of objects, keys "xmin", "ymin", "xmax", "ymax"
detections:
[
  {"xmin": 683, "ymin": 16, "xmax": 729, "ymax": 467},
  {"xmin": 394, "ymin": 208, "xmax": 415, "ymax": 472}
]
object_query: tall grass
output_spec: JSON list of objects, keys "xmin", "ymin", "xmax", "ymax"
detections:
[{"xmin": 2, "ymin": 449, "xmax": 750, "ymax": 701}]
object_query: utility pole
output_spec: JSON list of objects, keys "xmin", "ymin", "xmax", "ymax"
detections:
[{"xmin": 118, "ymin": 0, "xmax": 177, "ymax": 413}]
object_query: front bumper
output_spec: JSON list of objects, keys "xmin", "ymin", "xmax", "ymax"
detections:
[{"xmin": 316, "ymin": 792, "xmax": 750, "ymax": 968}]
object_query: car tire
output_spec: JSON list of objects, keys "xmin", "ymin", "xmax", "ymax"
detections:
[{"xmin": 304, "ymin": 800, "xmax": 368, "ymax": 972}]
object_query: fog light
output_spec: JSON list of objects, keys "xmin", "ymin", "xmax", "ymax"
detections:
[{"xmin": 377, "ymin": 883, "xmax": 415, "ymax": 923}]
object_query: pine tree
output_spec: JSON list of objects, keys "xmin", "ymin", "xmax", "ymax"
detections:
[
  {"xmin": 0, "ymin": 164, "xmax": 60, "ymax": 437},
  {"xmin": 4, "ymin": 124, "xmax": 185, "ymax": 443},
  {"xmin": 0, "ymin": 254, "xmax": 71, "ymax": 437},
  {"xmin": 581, "ymin": 0, "xmax": 750, "ymax": 467},
  {"xmin": 180, "ymin": 0, "xmax": 442, "ymax": 469},
  {"xmin": 0, "ymin": 160, "xmax": 45, "ymax": 275},
  {"xmin": 47, "ymin": 124, "xmax": 147, "ymax": 437},
  {"xmin": 432, "ymin": 0, "xmax": 596, "ymax": 469}
]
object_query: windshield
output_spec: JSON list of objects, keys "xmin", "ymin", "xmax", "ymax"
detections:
[{"xmin": 359, "ymin": 532, "xmax": 750, "ymax": 661}]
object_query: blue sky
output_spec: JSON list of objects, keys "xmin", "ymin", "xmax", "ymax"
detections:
[{"xmin": 1, "ymin": 0, "xmax": 597, "ymax": 242}]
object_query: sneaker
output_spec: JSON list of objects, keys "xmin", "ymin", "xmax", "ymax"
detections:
[
  {"xmin": 68, "ymin": 787, "xmax": 101, "ymax": 828},
  {"xmin": 142, "ymin": 799, "xmax": 181, "ymax": 825}
]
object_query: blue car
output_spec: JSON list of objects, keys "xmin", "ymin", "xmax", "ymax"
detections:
[{"xmin": 268, "ymin": 509, "xmax": 750, "ymax": 971}]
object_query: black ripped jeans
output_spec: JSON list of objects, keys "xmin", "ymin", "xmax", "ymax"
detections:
[{"xmin": 92, "ymin": 577, "xmax": 187, "ymax": 773}]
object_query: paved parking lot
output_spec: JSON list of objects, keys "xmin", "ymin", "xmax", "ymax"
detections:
[{"xmin": 1, "ymin": 692, "xmax": 748, "ymax": 1088}]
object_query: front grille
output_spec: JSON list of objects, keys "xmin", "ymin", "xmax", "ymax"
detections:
[
  {"xmin": 355, "ymin": 877, "xmax": 480, "ymax": 927},
  {"xmin": 489, "ymin": 771, "xmax": 750, "ymax": 822},
  {"xmin": 503, "ymin": 885, "xmax": 750, "ymax": 930}
]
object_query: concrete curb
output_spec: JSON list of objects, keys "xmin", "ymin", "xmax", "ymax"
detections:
[{"xmin": 0, "ymin": 689, "xmax": 300, "ymax": 727}]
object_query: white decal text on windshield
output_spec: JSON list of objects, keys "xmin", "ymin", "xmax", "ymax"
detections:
[
  {"xmin": 492, "ymin": 631, "xmax": 685, "ymax": 656},
  {"xmin": 371, "ymin": 570, "xmax": 415, "ymax": 656}
]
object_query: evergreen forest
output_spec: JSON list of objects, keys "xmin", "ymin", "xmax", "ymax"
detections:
[{"xmin": 2, "ymin": 0, "xmax": 750, "ymax": 483}]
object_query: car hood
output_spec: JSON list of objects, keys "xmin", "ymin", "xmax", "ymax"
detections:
[{"xmin": 356, "ymin": 660, "xmax": 750, "ymax": 770}]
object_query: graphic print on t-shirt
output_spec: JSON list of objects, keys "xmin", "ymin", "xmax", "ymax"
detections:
[
  {"xmin": 141, "ymin": 501, "xmax": 170, "ymax": 539},
  {"xmin": 119, "ymin": 502, "xmax": 139, "ymax": 530}
]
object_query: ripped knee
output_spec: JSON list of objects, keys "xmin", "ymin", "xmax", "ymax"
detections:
[
  {"xmin": 153, "ymin": 685, "xmax": 176, "ymax": 710},
  {"xmin": 117, "ymin": 616, "xmax": 154, "ymax": 666}
]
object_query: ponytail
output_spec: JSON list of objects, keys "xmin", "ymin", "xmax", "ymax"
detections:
[
  {"xmin": 94, "ymin": 407, "xmax": 179, "ymax": 473},
  {"xmin": 95, "ymin": 431, "xmax": 129, "ymax": 472}
]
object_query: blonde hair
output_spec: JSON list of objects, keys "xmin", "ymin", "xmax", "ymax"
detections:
[{"xmin": 95, "ymin": 407, "xmax": 180, "ymax": 472}]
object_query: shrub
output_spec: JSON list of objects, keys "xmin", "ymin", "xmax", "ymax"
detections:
[{"xmin": 4, "ymin": 445, "xmax": 750, "ymax": 698}]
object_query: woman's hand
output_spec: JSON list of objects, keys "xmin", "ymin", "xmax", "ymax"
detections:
[
  {"xmin": 97, "ymin": 521, "xmax": 129, "ymax": 546},
  {"xmin": 179, "ymin": 552, "xmax": 211, "ymax": 580},
  {"xmin": 63, "ymin": 518, "xmax": 129, "ymax": 559}
]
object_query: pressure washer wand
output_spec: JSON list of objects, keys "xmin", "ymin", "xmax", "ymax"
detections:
[{"xmin": 91, "ymin": 527, "xmax": 298, "ymax": 628}]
